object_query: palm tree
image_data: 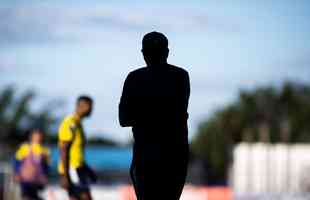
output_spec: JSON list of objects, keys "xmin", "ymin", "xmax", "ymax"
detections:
[{"xmin": 0, "ymin": 86, "xmax": 61, "ymax": 159}]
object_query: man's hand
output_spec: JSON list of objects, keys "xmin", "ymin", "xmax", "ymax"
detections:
[
  {"xmin": 84, "ymin": 164, "xmax": 98, "ymax": 183},
  {"xmin": 60, "ymin": 175, "xmax": 72, "ymax": 190}
]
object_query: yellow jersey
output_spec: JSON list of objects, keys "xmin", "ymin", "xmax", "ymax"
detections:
[
  {"xmin": 58, "ymin": 114, "xmax": 85, "ymax": 174},
  {"xmin": 15, "ymin": 143, "xmax": 50, "ymax": 161}
]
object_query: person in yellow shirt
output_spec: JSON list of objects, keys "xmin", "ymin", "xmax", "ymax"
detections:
[
  {"xmin": 58, "ymin": 95, "xmax": 97, "ymax": 200},
  {"xmin": 13, "ymin": 128, "xmax": 50, "ymax": 200}
]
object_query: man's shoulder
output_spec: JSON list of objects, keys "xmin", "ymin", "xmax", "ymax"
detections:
[
  {"xmin": 15, "ymin": 142, "xmax": 30, "ymax": 159},
  {"xmin": 129, "ymin": 65, "xmax": 188, "ymax": 74},
  {"xmin": 167, "ymin": 64, "xmax": 189, "ymax": 76},
  {"xmin": 128, "ymin": 66, "xmax": 148, "ymax": 75},
  {"xmin": 58, "ymin": 115, "xmax": 79, "ymax": 139},
  {"xmin": 41, "ymin": 145, "xmax": 50, "ymax": 155},
  {"xmin": 66, "ymin": 114, "xmax": 77, "ymax": 121},
  {"xmin": 124, "ymin": 67, "xmax": 149, "ymax": 82},
  {"xmin": 60, "ymin": 115, "xmax": 77, "ymax": 127},
  {"xmin": 18, "ymin": 142, "xmax": 30, "ymax": 151}
]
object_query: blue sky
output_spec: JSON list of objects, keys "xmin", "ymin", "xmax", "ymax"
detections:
[{"xmin": 1, "ymin": 0, "xmax": 310, "ymax": 143}]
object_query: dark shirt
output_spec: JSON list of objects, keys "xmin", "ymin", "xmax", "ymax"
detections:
[
  {"xmin": 119, "ymin": 63, "xmax": 190, "ymax": 199},
  {"xmin": 119, "ymin": 63, "xmax": 190, "ymax": 152}
]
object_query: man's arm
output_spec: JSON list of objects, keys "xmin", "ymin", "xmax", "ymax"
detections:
[
  {"xmin": 180, "ymin": 71, "xmax": 190, "ymax": 119},
  {"xmin": 60, "ymin": 141, "xmax": 71, "ymax": 188},
  {"xmin": 119, "ymin": 72, "xmax": 135, "ymax": 127},
  {"xmin": 184, "ymin": 71, "xmax": 190, "ymax": 111},
  {"xmin": 60, "ymin": 142, "xmax": 70, "ymax": 176},
  {"xmin": 83, "ymin": 163, "xmax": 98, "ymax": 183},
  {"xmin": 12, "ymin": 144, "xmax": 26, "ymax": 182},
  {"xmin": 58, "ymin": 117, "xmax": 77, "ymax": 189}
]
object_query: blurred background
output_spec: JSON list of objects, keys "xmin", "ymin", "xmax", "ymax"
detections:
[{"xmin": 1, "ymin": 0, "xmax": 310, "ymax": 199}]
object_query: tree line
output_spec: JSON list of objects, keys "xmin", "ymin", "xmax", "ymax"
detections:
[
  {"xmin": 2, "ymin": 82, "xmax": 310, "ymax": 183},
  {"xmin": 0, "ymin": 86, "xmax": 118, "ymax": 159},
  {"xmin": 191, "ymin": 82, "xmax": 310, "ymax": 184}
]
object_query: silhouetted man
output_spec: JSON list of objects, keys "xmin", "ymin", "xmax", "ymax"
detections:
[{"xmin": 119, "ymin": 32, "xmax": 190, "ymax": 200}]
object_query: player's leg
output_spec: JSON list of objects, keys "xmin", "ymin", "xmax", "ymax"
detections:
[
  {"xmin": 67, "ymin": 186, "xmax": 80, "ymax": 200},
  {"xmin": 80, "ymin": 190, "xmax": 92, "ymax": 200},
  {"xmin": 20, "ymin": 183, "xmax": 42, "ymax": 200}
]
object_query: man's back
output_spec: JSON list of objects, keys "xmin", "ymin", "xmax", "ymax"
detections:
[
  {"xmin": 119, "ymin": 31, "xmax": 190, "ymax": 200},
  {"xmin": 119, "ymin": 63, "xmax": 190, "ymax": 148}
]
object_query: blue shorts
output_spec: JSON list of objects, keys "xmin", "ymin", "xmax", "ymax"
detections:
[
  {"xmin": 68, "ymin": 167, "xmax": 90, "ymax": 198},
  {"xmin": 20, "ymin": 183, "xmax": 44, "ymax": 200}
]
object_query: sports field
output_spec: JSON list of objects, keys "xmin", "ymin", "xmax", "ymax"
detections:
[{"xmin": 40, "ymin": 185, "xmax": 310, "ymax": 200}]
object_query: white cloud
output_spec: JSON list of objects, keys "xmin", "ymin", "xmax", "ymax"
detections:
[{"xmin": 0, "ymin": 4, "xmax": 240, "ymax": 46}]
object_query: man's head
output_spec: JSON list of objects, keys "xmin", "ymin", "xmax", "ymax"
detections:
[
  {"xmin": 142, "ymin": 31, "xmax": 169, "ymax": 66},
  {"xmin": 29, "ymin": 129, "xmax": 44, "ymax": 144},
  {"xmin": 76, "ymin": 95, "xmax": 93, "ymax": 119}
]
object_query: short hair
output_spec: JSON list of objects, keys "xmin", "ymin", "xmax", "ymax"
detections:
[
  {"xmin": 77, "ymin": 95, "xmax": 93, "ymax": 104},
  {"xmin": 142, "ymin": 31, "xmax": 168, "ymax": 51}
]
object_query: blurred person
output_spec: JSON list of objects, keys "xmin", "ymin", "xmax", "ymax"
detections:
[
  {"xmin": 119, "ymin": 32, "xmax": 190, "ymax": 200},
  {"xmin": 13, "ymin": 128, "xmax": 50, "ymax": 200},
  {"xmin": 58, "ymin": 95, "xmax": 97, "ymax": 200}
]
